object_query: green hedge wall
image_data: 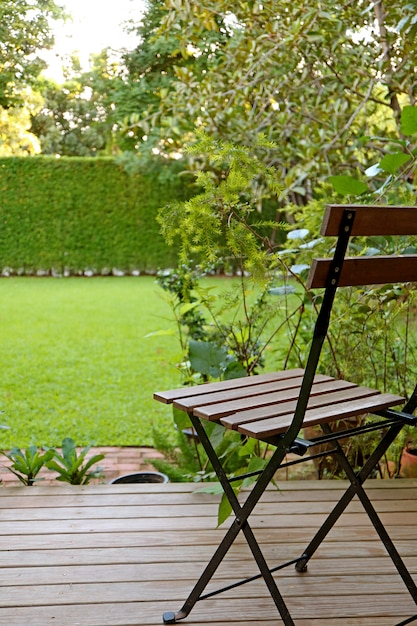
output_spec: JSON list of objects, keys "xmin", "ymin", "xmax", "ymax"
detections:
[{"xmin": 0, "ymin": 156, "xmax": 190, "ymax": 275}]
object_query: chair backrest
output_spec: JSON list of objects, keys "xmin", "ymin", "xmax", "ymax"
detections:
[
  {"xmin": 284, "ymin": 204, "xmax": 417, "ymax": 444},
  {"xmin": 307, "ymin": 205, "xmax": 417, "ymax": 289}
]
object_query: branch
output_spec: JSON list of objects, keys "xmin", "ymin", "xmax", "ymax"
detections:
[
  {"xmin": 322, "ymin": 59, "xmax": 389, "ymax": 108},
  {"xmin": 323, "ymin": 77, "xmax": 377, "ymax": 153},
  {"xmin": 373, "ymin": 0, "xmax": 403, "ymax": 129}
]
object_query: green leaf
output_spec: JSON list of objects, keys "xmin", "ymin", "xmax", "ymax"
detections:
[
  {"xmin": 197, "ymin": 483, "xmax": 224, "ymax": 495},
  {"xmin": 379, "ymin": 152, "xmax": 411, "ymax": 175},
  {"xmin": 328, "ymin": 176, "xmax": 368, "ymax": 196},
  {"xmin": 223, "ymin": 361, "xmax": 247, "ymax": 379},
  {"xmin": 242, "ymin": 455, "xmax": 268, "ymax": 487},
  {"xmin": 172, "ymin": 407, "xmax": 191, "ymax": 432},
  {"xmin": 179, "ymin": 302, "xmax": 200, "ymax": 316},
  {"xmin": 218, "ymin": 491, "xmax": 233, "ymax": 527},
  {"xmin": 400, "ymin": 106, "xmax": 417, "ymax": 136},
  {"xmin": 144, "ymin": 329, "xmax": 176, "ymax": 338},
  {"xmin": 62, "ymin": 437, "xmax": 77, "ymax": 465},
  {"xmin": 208, "ymin": 423, "xmax": 225, "ymax": 451},
  {"xmin": 44, "ymin": 460, "xmax": 65, "ymax": 475},
  {"xmin": 188, "ymin": 340, "xmax": 228, "ymax": 377},
  {"xmin": 239, "ymin": 438, "xmax": 257, "ymax": 456},
  {"xmin": 81, "ymin": 454, "xmax": 105, "ymax": 473}
]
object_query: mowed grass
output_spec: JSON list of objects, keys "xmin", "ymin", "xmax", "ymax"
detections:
[{"xmin": 0, "ymin": 277, "xmax": 186, "ymax": 449}]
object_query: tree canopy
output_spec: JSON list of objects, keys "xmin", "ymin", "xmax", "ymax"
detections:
[
  {"xmin": 116, "ymin": 0, "xmax": 228, "ymax": 157},
  {"xmin": 0, "ymin": 0, "xmax": 64, "ymax": 108},
  {"xmin": 130, "ymin": 0, "xmax": 417, "ymax": 202},
  {"xmin": 31, "ymin": 52, "xmax": 121, "ymax": 156},
  {"xmin": 6, "ymin": 0, "xmax": 417, "ymax": 196}
]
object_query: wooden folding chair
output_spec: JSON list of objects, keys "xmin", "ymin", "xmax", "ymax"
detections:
[{"xmin": 154, "ymin": 204, "xmax": 417, "ymax": 625}]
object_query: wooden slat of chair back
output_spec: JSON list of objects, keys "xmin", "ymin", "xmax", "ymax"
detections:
[
  {"xmin": 321, "ymin": 204, "xmax": 417, "ymax": 236},
  {"xmin": 307, "ymin": 205, "xmax": 417, "ymax": 289},
  {"xmin": 307, "ymin": 255, "xmax": 417, "ymax": 288}
]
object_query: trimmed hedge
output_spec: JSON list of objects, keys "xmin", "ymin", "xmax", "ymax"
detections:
[{"xmin": 0, "ymin": 156, "xmax": 190, "ymax": 274}]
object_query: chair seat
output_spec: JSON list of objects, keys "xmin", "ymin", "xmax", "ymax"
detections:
[{"xmin": 155, "ymin": 368, "xmax": 405, "ymax": 440}]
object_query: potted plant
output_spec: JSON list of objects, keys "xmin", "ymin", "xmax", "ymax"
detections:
[
  {"xmin": 399, "ymin": 429, "xmax": 417, "ymax": 478},
  {"xmin": 110, "ymin": 471, "xmax": 169, "ymax": 484}
]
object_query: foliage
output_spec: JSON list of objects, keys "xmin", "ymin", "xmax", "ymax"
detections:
[
  {"xmin": 122, "ymin": 1, "xmax": 415, "ymax": 205},
  {"xmin": 154, "ymin": 137, "xmax": 304, "ymax": 513},
  {"xmin": 282, "ymin": 218, "xmax": 417, "ymax": 477},
  {"xmin": 158, "ymin": 133, "xmax": 285, "ymax": 276},
  {"xmin": 0, "ymin": 89, "xmax": 42, "ymax": 156},
  {"xmin": 45, "ymin": 438, "xmax": 105, "ymax": 485},
  {"xmin": 0, "ymin": 156, "xmax": 192, "ymax": 273},
  {"xmin": 1, "ymin": 446, "xmax": 55, "ymax": 486},
  {"xmin": 328, "ymin": 105, "xmax": 417, "ymax": 200},
  {"xmin": 278, "ymin": 106, "xmax": 417, "ymax": 475},
  {"xmin": 118, "ymin": 0, "xmax": 228, "ymax": 157},
  {"xmin": 31, "ymin": 52, "xmax": 122, "ymax": 156},
  {"xmin": 0, "ymin": 0, "xmax": 64, "ymax": 109},
  {"xmin": 155, "ymin": 137, "xmax": 303, "ymax": 385},
  {"xmin": 156, "ymin": 263, "xmax": 298, "ymax": 383},
  {"xmin": 156, "ymin": 116, "xmax": 417, "ymax": 484},
  {"xmin": 151, "ymin": 417, "xmax": 204, "ymax": 483}
]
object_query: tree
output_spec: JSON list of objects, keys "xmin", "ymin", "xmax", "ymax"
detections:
[
  {"xmin": 0, "ymin": 0, "xmax": 64, "ymax": 109},
  {"xmin": 137, "ymin": 0, "xmax": 417, "ymax": 202},
  {"xmin": 117, "ymin": 0, "xmax": 229, "ymax": 157},
  {"xmin": 30, "ymin": 51, "xmax": 121, "ymax": 156},
  {"xmin": 0, "ymin": 90, "xmax": 42, "ymax": 155}
]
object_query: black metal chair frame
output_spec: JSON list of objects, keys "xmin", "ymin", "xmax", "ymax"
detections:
[{"xmin": 157, "ymin": 206, "xmax": 417, "ymax": 626}]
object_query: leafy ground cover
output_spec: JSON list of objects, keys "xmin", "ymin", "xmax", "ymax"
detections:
[{"xmin": 0, "ymin": 277, "xmax": 186, "ymax": 449}]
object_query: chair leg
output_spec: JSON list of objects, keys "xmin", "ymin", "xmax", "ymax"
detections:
[
  {"xmin": 162, "ymin": 415, "xmax": 296, "ymax": 625},
  {"xmin": 341, "ymin": 453, "xmax": 417, "ymax": 606},
  {"xmin": 163, "ymin": 515, "xmax": 296, "ymax": 624},
  {"xmin": 296, "ymin": 422, "xmax": 401, "ymax": 571},
  {"xmin": 295, "ymin": 423, "xmax": 417, "ymax": 612}
]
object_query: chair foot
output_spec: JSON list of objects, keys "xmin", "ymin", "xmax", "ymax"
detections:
[
  {"xmin": 295, "ymin": 558, "xmax": 308, "ymax": 573},
  {"xmin": 163, "ymin": 609, "xmax": 189, "ymax": 624}
]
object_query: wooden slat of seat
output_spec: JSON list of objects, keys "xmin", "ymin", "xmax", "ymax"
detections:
[
  {"xmin": 187, "ymin": 375, "xmax": 333, "ymax": 420},
  {"xmin": 220, "ymin": 382, "xmax": 373, "ymax": 430},
  {"xmin": 307, "ymin": 255, "xmax": 417, "ymax": 289},
  {"xmin": 322, "ymin": 204, "xmax": 417, "ymax": 236},
  {"xmin": 153, "ymin": 368, "xmax": 304, "ymax": 404},
  {"xmin": 173, "ymin": 374, "xmax": 334, "ymax": 413},
  {"xmin": 238, "ymin": 392, "xmax": 405, "ymax": 439}
]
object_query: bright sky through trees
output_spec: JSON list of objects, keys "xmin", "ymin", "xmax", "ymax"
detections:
[{"xmin": 43, "ymin": 0, "xmax": 145, "ymax": 80}]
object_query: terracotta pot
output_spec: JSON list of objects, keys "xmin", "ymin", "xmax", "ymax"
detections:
[{"xmin": 399, "ymin": 447, "xmax": 417, "ymax": 478}]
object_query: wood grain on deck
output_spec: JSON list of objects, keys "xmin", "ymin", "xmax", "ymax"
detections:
[{"xmin": 0, "ymin": 480, "xmax": 416, "ymax": 626}]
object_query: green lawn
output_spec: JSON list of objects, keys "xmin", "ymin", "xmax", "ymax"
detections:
[
  {"xmin": 2, "ymin": 276, "xmax": 414, "ymax": 452},
  {"xmin": 0, "ymin": 277, "xmax": 185, "ymax": 449}
]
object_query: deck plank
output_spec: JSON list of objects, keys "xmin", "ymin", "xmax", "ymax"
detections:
[{"xmin": 0, "ymin": 481, "xmax": 416, "ymax": 626}]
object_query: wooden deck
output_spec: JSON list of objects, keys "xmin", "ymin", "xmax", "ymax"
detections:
[{"xmin": 0, "ymin": 480, "xmax": 416, "ymax": 626}]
